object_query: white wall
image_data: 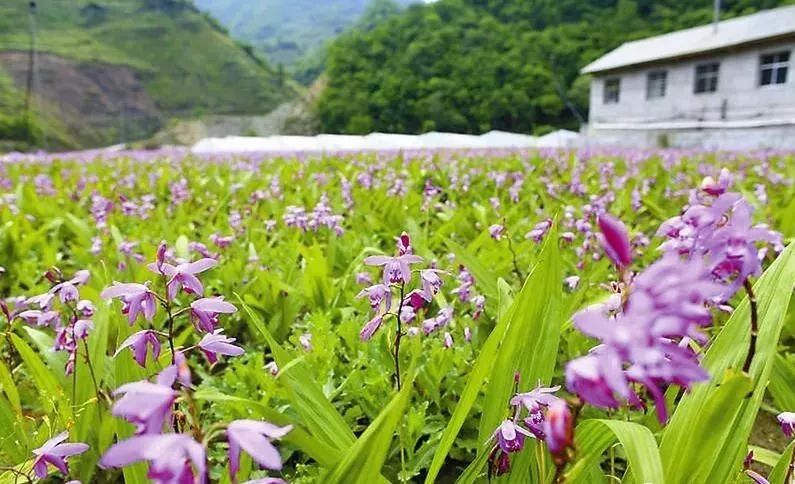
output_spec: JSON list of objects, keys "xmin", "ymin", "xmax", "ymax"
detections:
[
  {"xmin": 583, "ymin": 124, "xmax": 795, "ymax": 149},
  {"xmin": 588, "ymin": 39, "xmax": 795, "ymax": 123}
]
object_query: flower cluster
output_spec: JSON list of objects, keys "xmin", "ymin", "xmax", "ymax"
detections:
[
  {"xmin": 658, "ymin": 168, "xmax": 783, "ymax": 296},
  {"xmin": 98, "ymin": 242, "xmax": 290, "ymax": 483},
  {"xmin": 283, "ymin": 194, "xmax": 345, "ymax": 236},
  {"xmin": 16, "ymin": 269, "xmax": 95, "ymax": 375},
  {"xmin": 488, "ymin": 384, "xmax": 573, "ymax": 476}
]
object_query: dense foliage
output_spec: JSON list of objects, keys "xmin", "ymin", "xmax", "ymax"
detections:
[
  {"xmin": 319, "ymin": 0, "xmax": 794, "ymax": 135},
  {"xmin": 194, "ymin": 0, "xmax": 417, "ymax": 68},
  {"xmin": 0, "ymin": 148, "xmax": 794, "ymax": 483}
]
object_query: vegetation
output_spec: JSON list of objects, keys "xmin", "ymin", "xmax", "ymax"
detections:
[
  {"xmin": 0, "ymin": 148, "xmax": 793, "ymax": 483},
  {"xmin": 318, "ymin": 0, "xmax": 794, "ymax": 135},
  {"xmin": 194, "ymin": 0, "xmax": 417, "ymax": 68}
]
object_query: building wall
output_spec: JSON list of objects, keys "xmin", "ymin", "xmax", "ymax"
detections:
[
  {"xmin": 588, "ymin": 38, "xmax": 795, "ymax": 124},
  {"xmin": 582, "ymin": 124, "xmax": 795, "ymax": 150}
]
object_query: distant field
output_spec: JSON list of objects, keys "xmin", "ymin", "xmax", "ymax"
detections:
[{"xmin": 0, "ymin": 148, "xmax": 793, "ymax": 483}]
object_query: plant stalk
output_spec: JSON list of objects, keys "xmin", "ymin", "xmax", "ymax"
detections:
[{"xmin": 741, "ymin": 278, "xmax": 758, "ymax": 373}]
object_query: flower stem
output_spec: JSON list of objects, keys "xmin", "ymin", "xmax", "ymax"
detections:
[
  {"xmin": 82, "ymin": 339, "xmax": 102, "ymax": 403},
  {"xmin": 393, "ymin": 282, "xmax": 406, "ymax": 391},
  {"xmin": 506, "ymin": 235, "xmax": 524, "ymax": 281},
  {"xmin": 741, "ymin": 278, "xmax": 758, "ymax": 373},
  {"xmin": 0, "ymin": 466, "xmax": 33, "ymax": 484}
]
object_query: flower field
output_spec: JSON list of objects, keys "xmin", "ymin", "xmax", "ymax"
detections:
[{"xmin": 1, "ymin": 148, "xmax": 794, "ymax": 483}]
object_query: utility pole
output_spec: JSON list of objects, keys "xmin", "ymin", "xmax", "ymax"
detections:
[
  {"xmin": 713, "ymin": 0, "xmax": 721, "ymax": 33},
  {"xmin": 24, "ymin": 1, "xmax": 37, "ymax": 139}
]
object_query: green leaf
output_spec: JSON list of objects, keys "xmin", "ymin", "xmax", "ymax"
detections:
[
  {"xmin": 236, "ymin": 296, "xmax": 356, "ymax": 451},
  {"xmin": 659, "ymin": 243, "xmax": 795, "ymax": 484},
  {"xmin": 567, "ymin": 419, "xmax": 664, "ymax": 484},
  {"xmin": 325, "ymin": 378, "xmax": 413, "ymax": 483},
  {"xmin": 768, "ymin": 439, "xmax": 795, "ymax": 484},
  {"xmin": 193, "ymin": 388, "xmax": 340, "ymax": 468},
  {"xmin": 0, "ymin": 359, "xmax": 21, "ymax": 415},
  {"xmin": 446, "ymin": 239, "xmax": 500, "ymax": 302},
  {"xmin": 10, "ymin": 333, "xmax": 69, "ymax": 417},
  {"xmin": 445, "ymin": 225, "xmax": 563, "ymax": 484},
  {"xmin": 769, "ymin": 355, "xmax": 795, "ymax": 411}
]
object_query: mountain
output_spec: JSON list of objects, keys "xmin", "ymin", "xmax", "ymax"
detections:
[
  {"xmin": 318, "ymin": 0, "xmax": 793, "ymax": 135},
  {"xmin": 193, "ymin": 0, "xmax": 418, "ymax": 68},
  {"xmin": 0, "ymin": 0, "xmax": 293, "ymax": 150}
]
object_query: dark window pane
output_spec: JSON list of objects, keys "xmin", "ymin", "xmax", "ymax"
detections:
[
  {"xmin": 761, "ymin": 69, "xmax": 773, "ymax": 85},
  {"xmin": 776, "ymin": 67, "xmax": 788, "ymax": 84}
]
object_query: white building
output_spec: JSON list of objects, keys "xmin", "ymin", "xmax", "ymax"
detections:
[{"xmin": 581, "ymin": 5, "xmax": 795, "ymax": 149}]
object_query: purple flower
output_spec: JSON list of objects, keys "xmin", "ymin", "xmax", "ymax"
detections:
[
  {"xmin": 148, "ymin": 258, "xmax": 217, "ymax": 300},
  {"xmin": 17, "ymin": 309, "xmax": 60, "ymax": 327},
  {"xmin": 489, "ymin": 224, "xmax": 504, "ymax": 241},
  {"xmin": 597, "ymin": 213, "xmax": 632, "ymax": 268},
  {"xmin": 100, "ymin": 433, "xmax": 206, "ymax": 484},
  {"xmin": 567, "ymin": 254, "xmax": 722, "ymax": 422},
  {"xmin": 360, "ymin": 314, "xmax": 385, "ymax": 341},
  {"xmin": 510, "ymin": 385, "xmax": 562, "ymax": 439},
  {"xmin": 419, "ymin": 269, "xmax": 444, "ymax": 301},
  {"xmin": 198, "ymin": 329, "xmax": 244, "ymax": 364},
  {"xmin": 356, "ymin": 284, "xmax": 392, "ymax": 312},
  {"xmin": 115, "ymin": 330, "xmax": 161, "ymax": 367},
  {"xmin": 100, "ymin": 282, "xmax": 157, "ymax": 325},
  {"xmin": 364, "ymin": 254, "xmax": 423, "ymax": 285},
  {"xmin": 492, "ymin": 420, "xmax": 531, "ymax": 453},
  {"xmin": 543, "ymin": 400, "xmax": 573, "ymax": 455},
  {"xmin": 443, "ymin": 331, "xmax": 453, "ymax": 348},
  {"xmin": 355, "ymin": 272, "xmax": 373, "ymax": 286},
  {"xmin": 777, "ymin": 412, "xmax": 795, "ymax": 438},
  {"xmin": 111, "ymin": 369, "xmax": 178, "ymax": 434},
  {"xmin": 744, "ymin": 470, "xmax": 771, "ymax": 484},
  {"xmin": 73, "ymin": 319, "xmax": 93, "ymax": 339},
  {"xmin": 189, "ymin": 297, "xmax": 237, "ymax": 333},
  {"xmin": 227, "ymin": 420, "xmax": 292, "ymax": 480},
  {"xmin": 32, "ymin": 431, "xmax": 89, "ymax": 479},
  {"xmin": 700, "ymin": 168, "xmax": 733, "ymax": 196}
]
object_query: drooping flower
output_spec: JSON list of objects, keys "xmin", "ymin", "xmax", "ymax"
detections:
[
  {"xmin": 777, "ymin": 412, "xmax": 795, "ymax": 438},
  {"xmin": 147, "ymin": 257, "xmax": 218, "ymax": 300},
  {"xmin": 492, "ymin": 419, "xmax": 532, "ymax": 454},
  {"xmin": 32, "ymin": 431, "xmax": 89, "ymax": 479},
  {"xmin": 17, "ymin": 309, "xmax": 60, "ymax": 327},
  {"xmin": 115, "ymin": 330, "xmax": 161, "ymax": 367},
  {"xmin": 189, "ymin": 297, "xmax": 237, "ymax": 333},
  {"xmin": 100, "ymin": 433, "xmax": 206, "ymax": 484},
  {"xmin": 198, "ymin": 329, "xmax": 244, "ymax": 364},
  {"xmin": 356, "ymin": 284, "xmax": 392, "ymax": 312},
  {"xmin": 364, "ymin": 254, "xmax": 424, "ymax": 285},
  {"xmin": 100, "ymin": 282, "xmax": 157, "ymax": 324},
  {"xmin": 543, "ymin": 400, "xmax": 573, "ymax": 456},
  {"xmin": 489, "ymin": 224, "xmax": 504, "ymax": 241},
  {"xmin": 227, "ymin": 420, "xmax": 292, "ymax": 481},
  {"xmin": 419, "ymin": 269, "xmax": 444, "ymax": 301},
  {"xmin": 597, "ymin": 213, "xmax": 632, "ymax": 268},
  {"xmin": 510, "ymin": 385, "xmax": 562, "ymax": 439},
  {"xmin": 360, "ymin": 314, "xmax": 385, "ymax": 341}
]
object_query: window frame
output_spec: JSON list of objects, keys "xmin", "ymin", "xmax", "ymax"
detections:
[
  {"xmin": 759, "ymin": 50, "xmax": 790, "ymax": 87},
  {"xmin": 694, "ymin": 62, "xmax": 720, "ymax": 94},
  {"xmin": 646, "ymin": 70, "xmax": 668, "ymax": 100},
  {"xmin": 603, "ymin": 77, "xmax": 621, "ymax": 104}
]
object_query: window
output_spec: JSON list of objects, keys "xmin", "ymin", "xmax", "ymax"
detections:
[
  {"xmin": 646, "ymin": 70, "xmax": 667, "ymax": 99},
  {"xmin": 603, "ymin": 78, "xmax": 620, "ymax": 104},
  {"xmin": 694, "ymin": 63, "xmax": 720, "ymax": 93},
  {"xmin": 760, "ymin": 51, "xmax": 789, "ymax": 86}
]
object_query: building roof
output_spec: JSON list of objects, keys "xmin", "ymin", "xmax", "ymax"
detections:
[{"xmin": 581, "ymin": 5, "xmax": 795, "ymax": 74}]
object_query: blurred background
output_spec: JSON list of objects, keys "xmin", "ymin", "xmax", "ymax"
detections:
[{"xmin": 0, "ymin": 0, "xmax": 791, "ymax": 152}]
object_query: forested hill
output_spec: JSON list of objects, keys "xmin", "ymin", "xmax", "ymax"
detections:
[
  {"xmin": 0, "ymin": 0, "xmax": 293, "ymax": 150},
  {"xmin": 318, "ymin": 0, "xmax": 794, "ymax": 135},
  {"xmin": 193, "ymin": 0, "xmax": 418, "ymax": 68}
]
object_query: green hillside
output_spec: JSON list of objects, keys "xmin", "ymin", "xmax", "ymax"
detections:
[
  {"xmin": 193, "ymin": 0, "xmax": 417, "ymax": 68},
  {"xmin": 0, "ymin": 0, "xmax": 293, "ymax": 149},
  {"xmin": 318, "ymin": 0, "xmax": 794, "ymax": 135}
]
